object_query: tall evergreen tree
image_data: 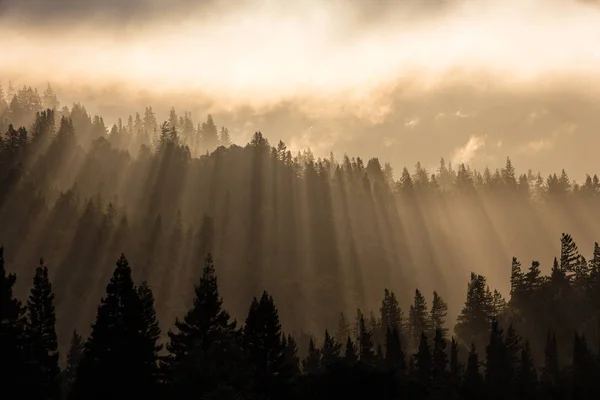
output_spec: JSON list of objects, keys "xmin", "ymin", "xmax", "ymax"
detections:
[
  {"xmin": 430, "ymin": 291, "xmax": 448, "ymax": 338},
  {"xmin": 409, "ymin": 289, "xmax": 429, "ymax": 350},
  {"xmin": 243, "ymin": 291, "xmax": 291, "ymax": 398},
  {"xmin": 282, "ymin": 334, "xmax": 301, "ymax": 375},
  {"xmin": 164, "ymin": 253, "xmax": 240, "ymax": 397},
  {"xmin": 358, "ymin": 313, "xmax": 375, "ymax": 365},
  {"xmin": 70, "ymin": 254, "xmax": 159, "ymax": 400},
  {"xmin": 302, "ymin": 337, "xmax": 321, "ymax": 374},
  {"xmin": 336, "ymin": 312, "xmax": 351, "ymax": 343},
  {"xmin": 385, "ymin": 327, "xmax": 406, "ymax": 374},
  {"xmin": 344, "ymin": 336, "xmax": 359, "ymax": 364},
  {"xmin": 413, "ymin": 332, "xmax": 432, "ymax": 388},
  {"xmin": 320, "ymin": 329, "xmax": 341, "ymax": 369},
  {"xmin": 25, "ymin": 259, "xmax": 60, "ymax": 400},
  {"xmin": 0, "ymin": 246, "xmax": 26, "ymax": 393},
  {"xmin": 485, "ymin": 319, "xmax": 511, "ymax": 400},
  {"xmin": 432, "ymin": 328, "xmax": 448, "ymax": 399},
  {"xmin": 462, "ymin": 343, "xmax": 483, "ymax": 400},
  {"xmin": 515, "ymin": 341, "xmax": 537, "ymax": 400},
  {"xmin": 62, "ymin": 330, "xmax": 84, "ymax": 400}
]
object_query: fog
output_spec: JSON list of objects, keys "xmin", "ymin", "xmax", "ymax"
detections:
[
  {"xmin": 2, "ymin": 0, "xmax": 600, "ymax": 178},
  {"xmin": 2, "ymin": 0, "xmax": 600, "ymax": 360}
]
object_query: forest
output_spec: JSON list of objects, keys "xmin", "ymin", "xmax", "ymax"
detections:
[{"xmin": 1, "ymin": 82, "xmax": 600, "ymax": 399}]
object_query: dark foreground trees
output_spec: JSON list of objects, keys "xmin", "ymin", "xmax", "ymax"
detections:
[{"xmin": 3, "ymin": 231, "xmax": 600, "ymax": 399}]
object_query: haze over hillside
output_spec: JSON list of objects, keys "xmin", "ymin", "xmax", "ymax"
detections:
[{"xmin": 2, "ymin": 0, "xmax": 600, "ymax": 179}]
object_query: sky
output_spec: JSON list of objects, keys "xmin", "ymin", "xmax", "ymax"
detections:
[{"xmin": 1, "ymin": 0, "xmax": 600, "ymax": 179}]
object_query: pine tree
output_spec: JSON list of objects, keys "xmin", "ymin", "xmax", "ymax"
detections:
[
  {"xmin": 505, "ymin": 325, "xmax": 521, "ymax": 382},
  {"xmin": 70, "ymin": 254, "xmax": 159, "ymax": 400},
  {"xmin": 510, "ymin": 257, "xmax": 525, "ymax": 300},
  {"xmin": 413, "ymin": 332, "xmax": 432, "ymax": 388},
  {"xmin": 540, "ymin": 331, "xmax": 558, "ymax": 387},
  {"xmin": 449, "ymin": 337, "xmax": 463, "ymax": 398},
  {"xmin": 344, "ymin": 336, "xmax": 358, "ymax": 364},
  {"xmin": 0, "ymin": 246, "xmax": 26, "ymax": 393},
  {"xmin": 432, "ymin": 328, "xmax": 448, "ymax": 399},
  {"xmin": 25, "ymin": 259, "xmax": 60, "ymax": 399},
  {"xmin": 409, "ymin": 289, "xmax": 429, "ymax": 350},
  {"xmin": 358, "ymin": 313, "xmax": 375, "ymax": 365},
  {"xmin": 462, "ymin": 343, "xmax": 483, "ymax": 400},
  {"xmin": 200, "ymin": 114, "xmax": 218, "ymax": 151},
  {"xmin": 165, "ymin": 253, "xmax": 240, "ymax": 397},
  {"xmin": 336, "ymin": 312, "xmax": 351, "ymax": 343},
  {"xmin": 381, "ymin": 288, "xmax": 405, "ymax": 335},
  {"xmin": 385, "ymin": 327, "xmax": 406, "ymax": 374},
  {"xmin": 560, "ymin": 233, "xmax": 579, "ymax": 279},
  {"xmin": 62, "ymin": 330, "xmax": 84, "ymax": 400},
  {"xmin": 282, "ymin": 334, "xmax": 300, "ymax": 375},
  {"xmin": 515, "ymin": 341, "xmax": 537, "ymax": 400},
  {"xmin": 302, "ymin": 338, "xmax": 321, "ymax": 374},
  {"xmin": 219, "ymin": 126, "xmax": 232, "ymax": 147},
  {"xmin": 572, "ymin": 332, "xmax": 595, "ymax": 399},
  {"xmin": 243, "ymin": 291, "xmax": 290, "ymax": 398},
  {"xmin": 320, "ymin": 329, "xmax": 341, "ymax": 369},
  {"xmin": 485, "ymin": 319, "xmax": 511, "ymax": 400},
  {"xmin": 455, "ymin": 273, "xmax": 494, "ymax": 350},
  {"xmin": 137, "ymin": 282, "xmax": 162, "ymax": 354},
  {"xmin": 430, "ymin": 291, "xmax": 448, "ymax": 338}
]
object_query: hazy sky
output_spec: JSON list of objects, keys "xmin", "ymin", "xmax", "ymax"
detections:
[{"xmin": 1, "ymin": 0, "xmax": 600, "ymax": 179}]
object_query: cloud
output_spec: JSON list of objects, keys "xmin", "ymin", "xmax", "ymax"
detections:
[
  {"xmin": 0, "ymin": 0, "xmax": 233, "ymax": 25},
  {"xmin": 452, "ymin": 135, "xmax": 486, "ymax": 165},
  {"xmin": 519, "ymin": 139, "xmax": 554, "ymax": 155},
  {"xmin": 404, "ymin": 117, "xmax": 419, "ymax": 128}
]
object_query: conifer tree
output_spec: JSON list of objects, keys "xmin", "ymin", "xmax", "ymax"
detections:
[
  {"xmin": 540, "ymin": 331, "xmax": 559, "ymax": 387},
  {"xmin": 413, "ymin": 332, "xmax": 432, "ymax": 388},
  {"xmin": 165, "ymin": 253, "xmax": 239, "ymax": 397},
  {"xmin": 432, "ymin": 328, "xmax": 448, "ymax": 390},
  {"xmin": 385, "ymin": 327, "xmax": 406, "ymax": 374},
  {"xmin": 560, "ymin": 233, "xmax": 579, "ymax": 279},
  {"xmin": 336, "ymin": 312, "xmax": 351, "ymax": 343},
  {"xmin": 344, "ymin": 336, "xmax": 358, "ymax": 364},
  {"xmin": 25, "ymin": 259, "xmax": 60, "ymax": 399},
  {"xmin": 70, "ymin": 254, "xmax": 159, "ymax": 400},
  {"xmin": 381, "ymin": 288, "xmax": 405, "ymax": 335},
  {"xmin": 409, "ymin": 289, "xmax": 429, "ymax": 350},
  {"xmin": 510, "ymin": 257, "xmax": 525, "ymax": 300},
  {"xmin": 462, "ymin": 343, "xmax": 483, "ymax": 400},
  {"xmin": 505, "ymin": 325, "xmax": 521, "ymax": 382},
  {"xmin": 455, "ymin": 273, "xmax": 494, "ymax": 350},
  {"xmin": 515, "ymin": 341, "xmax": 537, "ymax": 400},
  {"xmin": 137, "ymin": 282, "xmax": 161, "ymax": 351},
  {"xmin": 302, "ymin": 338, "xmax": 321, "ymax": 374},
  {"xmin": 320, "ymin": 329, "xmax": 341, "ymax": 369},
  {"xmin": 62, "ymin": 330, "xmax": 84, "ymax": 400},
  {"xmin": 0, "ymin": 246, "xmax": 26, "ymax": 392},
  {"xmin": 219, "ymin": 126, "xmax": 232, "ymax": 147},
  {"xmin": 243, "ymin": 291, "xmax": 290, "ymax": 398},
  {"xmin": 572, "ymin": 332, "xmax": 595, "ymax": 399},
  {"xmin": 449, "ymin": 337, "xmax": 463, "ymax": 398},
  {"xmin": 430, "ymin": 291, "xmax": 448, "ymax": 338},
  {"xmin": 358, "ymin": 313, "xmax": 375, "ymax": 365},
  {"xmin": 282, "ymin": 334, "xmax": 300, "ymax": 375},
  {"xmin": 485, "ymin": 319, "xmax": 511, "ymax": 400}
]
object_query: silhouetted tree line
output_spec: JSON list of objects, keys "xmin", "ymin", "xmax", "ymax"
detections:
[{"xmin": 3, "ymin": 234, "xmax": 600, "ymax": 399}]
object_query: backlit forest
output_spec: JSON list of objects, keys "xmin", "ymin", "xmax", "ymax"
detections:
[{"xmin": 2, "ymin": 83, "xmax": 600, "ymax": 399}]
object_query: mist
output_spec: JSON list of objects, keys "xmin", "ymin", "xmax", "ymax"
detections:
[{"xmin": 2, "ymin": 0, "xmax": 600, "ymax": 178}]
